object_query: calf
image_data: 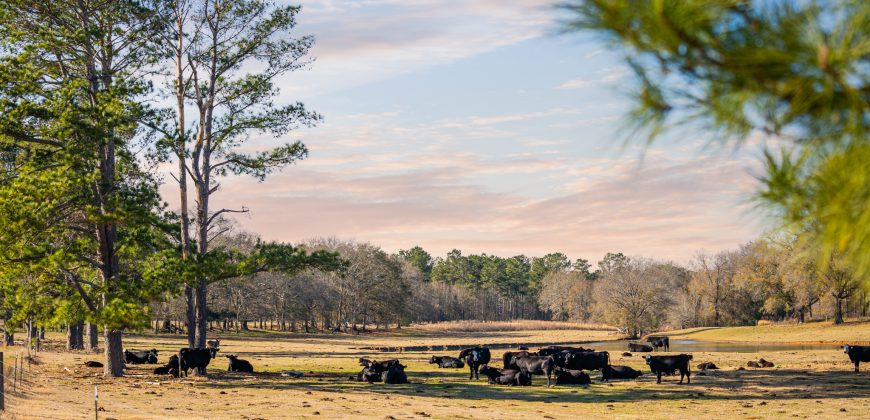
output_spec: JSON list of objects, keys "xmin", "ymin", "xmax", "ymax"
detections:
[
  {"xmin": 513, "ymin": 355, "xmax": 556, "ymax": 386},
  {"xmin": 602, "ymin": 365, "xmax": 642, "ymax": 380},
  {"xmin": 844, "ymin": 345, "xmax": 870, "ymax": 372},
  {"xmin": 628, "ymin": 343, "xmax": 653, "ymax": 352},
  {"xmin": 645, "ymin": 354, "xmax": 692, "ymax": 384},
  {"xmin": 429, "ymin": 355, "xmax": 464, "ymax": 369},
  {"xmin": 538, "ymin": 346, "xmax": 593, "ymax": 356},
  {"xmin": 554, "ymin": 369, "xmax": 591, "ymax": 385},
  {"xmin": 226, "ymin": 354, "xmax": 254, "ymax": 373},
  {"xmin": 178, "ymin": 347, "xmax": 218, "ymax": 376},
  {"xmin": 383, "ymin": 364, "xmax": 409, "ymax": 384},
  {"xmin": 458, "ymin": 347, "xmax": 491, "ymax": 380},
  {"xmin": 502, "ymin": 350, "xmax": 529, "ymax": 369},
  {"xmin": 647, "ymin": 336, "xmax": 670, "ymax": 351},
  {"xmin": 124, "ymin": 349, "xmax": 158, "ymax": 364},
  {"xmin": 478, "ymin": 366, "xmax": 531, "ymax": 386}
]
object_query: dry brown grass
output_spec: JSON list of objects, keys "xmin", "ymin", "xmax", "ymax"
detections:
[
  {"xmin": 412, "ymin": 320, "xmax": 615, "ymax": 333},
  {"xmin": 2, "ymin": 322, "xmax": 869, "ymax": 419}
]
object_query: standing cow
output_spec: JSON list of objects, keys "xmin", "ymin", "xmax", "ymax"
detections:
[
  {"xmin": 458, "ymin": 347, "xmax": 491, "ymax": 380},
  {"xmin": 647, "ymin": 336, "xmax": 670, "ymax": 351},
  {"xmin": 844, "ymin": 345, "xmax": 870, "ymax": 372},
  {"xmin": 645, "ymin": 354, "xmax": 692, "ymax": 384}
]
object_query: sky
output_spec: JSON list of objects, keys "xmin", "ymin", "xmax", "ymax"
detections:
[{"xmin": 162, "ymin": 0, "xmax": 772, "ymax": 265}]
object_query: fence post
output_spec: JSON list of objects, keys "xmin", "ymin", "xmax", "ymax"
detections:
[
  {"xmin": 1, "ymin": 352, "xmax": 5, "ymax": 411},
  {"xmin": 94, "ymin": 385, "xmax": 98, "ymax": 420}
]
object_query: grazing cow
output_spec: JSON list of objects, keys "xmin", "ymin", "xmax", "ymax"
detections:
[
  {"xmin": 458, "ymin": 347, "xmax": 491, "ymax": 380},
  {"xmin": 622, "ymin": 352, "xmax": 633, "ymax": 357},
  {"xmin": 84, "ymin": 361, "xmax": 103, "ymax": 368},
  {"xmin": 628, "ymin": 343, "xmax": 653, "ymax": 352},
  {"xmin": 207, "ymin": 339, "xmax": 221, "ymax": 349},
  {"xmin": 502, "ymin": 351, "xmax": 530, "ymax": 369},
  {"xmin": 602, "ymin": 365, "xmax": 642, "ymax": 380},
  {"xmin": 178, "ymin": 347, "xmax": 218, "ymax": 376},
  {"xmin": 512, "ymin": 355, "xmax": 557, "ymax": 386},
  {"xmin": 844, "ymin": 345, "xmax": 870, "ymax": 372},
  {"xmin": 153, "ymin": 354, "xmax": 184, "ymax": 377},
  {"xmin": 554, "ymin": 369, "xmax": 591, "ymax": 385},
  {"xmin": 645, "ymin": 354, "xmax": 693, "ymax": 384},
  {"xmin": 556, "ymin": 351, "xmax": 611, "ymax": 380},
  {"xmin": 124, "ymin": 349, "xmax": 158, "ymax": 364},
  {"xmin": 647, "ymin": 336, "xmax": 670, "ymax": 351},
  {"xmin": 429, "ymin": 355, "xmax": 465, "ymax": 369},
  {"xmin": 537, "ymin": 346, "xmax": 593, "ymax": 356},
  {"xmin": 478, "ymin": 366, "xmax": 531, "ymax": 386},
  {"xmin": 226, "ymin": 355, "xmax": 254, "ymax": 373},
  {"xmin": 696, "ymin": 362, "xmax": 719, "ymax": 370},
  {"xmin": 383, "ymin": 364, "xmax": 409, "ymax": 384}
]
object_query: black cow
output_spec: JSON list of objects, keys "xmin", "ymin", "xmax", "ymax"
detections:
[
  {"xmin": 178, "ymin": 347, "xmax": 218, "ymax": 376},
  {"xmin": 84, "ymin": 361, "xmax": 103, "ymax": 368},
  {"xmin": 602, "ymin": 365, "xmax": 642, "ymax": 380},
  {"xmin": 554, "ymin": 369, "xmax": 591, "ymax": 385},
  {"xmin": 502, "ymin": 350, "xmax": 530, "ymax": 369},
  {"xmin": 125, "ymin": 349, "xmax": 158, "ymax": 364},
  {"xmin": 383, "ymin": 364, "xmax": 409, "ymax": 384},
  {"xmin": 458, "ymin": 347, "xmax": 491, "ymax": 380},
  {"xmin": 537, "ymin": 346, "xmax": 593, "ymax": 356},
  {"xmin": 429, "ymin": 355, "xmax": 465, "ymax": 369},
  {"xmin": 154, "ymin": 354, "xmax": 184, "ymax": 377},
  {"xmin": 478, "ymin": 366, "xmax": 531, "ymax": 386},
  {"xmin": 359, "ymin": 358, "xmax": 402, "ymax": 373},
  {"xmin": 647, "ymin": 336, "xmax": 670, "ymax": 351},
  {"xmin": 350, "ymin": 366, "xmax": 383, "ymax": 383},
  {"xmin": 556, "ymin": 351, "xmax": 611, "ymax": 380},
  {"xmin": 628, "ymin": 343, "xmax": 653, "ymax": 352},
  {"xmin": 512, "ymin": 355, "xmax": 556, "ymax": 386},
  {"xmin": 226, "ymin": 354, "xmax": 254, "ymax": 373},
  {"xmin": 844, "ymin": 345, "xmax": 870, "ymax": 372},
  {"xmin": 645, "ymin": 354, "xmax": 692, "ymax": 384}
]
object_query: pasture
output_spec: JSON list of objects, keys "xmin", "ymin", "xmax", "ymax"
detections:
[{"xmin": 3, "ymin": 321, "xmax": 870, "ymax": 419}]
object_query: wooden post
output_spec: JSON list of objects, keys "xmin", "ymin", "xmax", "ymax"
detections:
[
  {"xmin": 1, "ymin": 352, "xmax": 5, "ymax": 411},
  {"xmin": 94, "ymin": 385, "xmax": 98, "ymax": 420},
  {"xmin": 11, "ymin": 355, "xmax": 16, "ymax": 393}
]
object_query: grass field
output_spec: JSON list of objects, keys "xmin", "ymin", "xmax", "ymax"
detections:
[
  {"xmin": 666, "ymin": 320, "xmax": 870, "ymax": 344},
  {"xmin": 3, "ymin": 322, "xmax": 869, "ymax": 419}
]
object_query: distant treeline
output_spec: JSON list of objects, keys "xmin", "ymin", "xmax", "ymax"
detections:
[{"xmin": 151, "ymin": 234, "xmax": 869, "ymax": 337}]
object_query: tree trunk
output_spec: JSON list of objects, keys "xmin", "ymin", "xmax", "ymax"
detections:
[
  {"xmin": 834, "ymin": 295, "xmax": 844, "ymax": 324},
  {"xmin": 103, "ymin": 329, "xmax": 124, "ymax": 376},
  {"xmin": 86, "ymin": 323, "xmax": 98, "ymax": 352},
  {"xmin": 194, "ymin": 279, "xmax": 207, "ymax": 348},
  {"xmin": 67, "ymin": 321, "xmax": 84, "ymax": 350},
  {"xmin": 2, "ymin": 324, "xmax": 13, "ymax": 346},
  {"xmin": 186, "ymin": 285, "xmax": 196, "ymax": 347}
]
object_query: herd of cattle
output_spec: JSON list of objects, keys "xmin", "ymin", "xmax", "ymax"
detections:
[{"xmin": 102, "ymin": 338, "xmax": 870, "ymax": 388}]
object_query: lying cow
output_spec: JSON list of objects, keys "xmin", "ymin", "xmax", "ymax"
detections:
[
  {"xmin": 178, "ymin": 347, "xmax": 218, "ymax": 376},
  {"xmin": 83, "ymin": 361, "xmax": 103, "ymax": 368},
  {"xmin": 512, "ymin": 354, "xmax": 556, "ymax": 386},
  {"xmin": 354, "ymin": 358, "xmax": 403, "ymax": 383},
  {"xmin": 478, "ymin": 366, "xmax": 531, "ymax": 386},
  {"xmin": 538, "ymin": 346, "xmax": 593, "ymax": 356},
  {"xmin": 647, "ymin": 336, "xmax": 670, "ymax": 351},
  {"xmin": 359, "ymin": 358, "xmax": 402, "ymax": 372},
  {"xmin": 844, "ymin": 345, "xmax": 870, "ymax": 372},
  {"xmin": 628, "ymin": 343, "xmax": 653, "ymax": 352},
  {"xmin": 458, "ymin": 347, "xmax": 491, "ymax": 380},
  {"xmin": 350, "ymin": 366, "xmax": 383, "ymax": 383},
  {"xmin": 502, "ymin": 350, "xmax": 529, "ymax": 369},
  {"xmin": 747, "ymin": 358, "xmax": 774, "ymax": 368},
  {"xmin": 124, "ymin": 349, "xmax": 158, "ymax": 364},
  {"xmin": 554, "ymin": 369, "xmax": 591, "ymax": 385},
  {"xmin": 154, "ymin": 354, "xmax": 184, "ymax": 377},
  {"xmin": 383, "ymin": 364, "xmax": 409, "ymax": 384},
  {"xmin": 429, "ymin": 355, "xmax": 464, "ymax": 369},
  {"xmin": 226, "ymin": 354, "xmax": 254, "ymax": 373},
  {"xmin": 645, "ymin": 354, "xmax": 692, "ymax": 384},
  {"xmin": 697, "ymin": 362, "xmax": 719, "ymax": 370},
  {"xmin": 602, "ymin": 365, "xmax": 642, "ymax": 380}
]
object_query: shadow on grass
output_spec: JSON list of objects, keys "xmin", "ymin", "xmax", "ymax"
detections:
[{"xmin": 187, "ymin": 368, "xmax": 870, "ymax": 405}]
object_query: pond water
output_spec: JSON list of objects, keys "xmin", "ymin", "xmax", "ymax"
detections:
[{"xmin": 561, "ymin": 340, "xmax": 843, "ymax": 353}]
